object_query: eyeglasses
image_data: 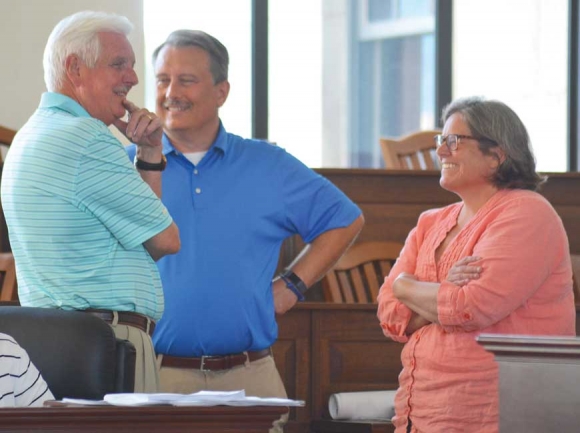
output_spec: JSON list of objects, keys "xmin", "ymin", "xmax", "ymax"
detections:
[{"xmin": 434, "ymin": 134, "xmax": 495, "ymax": 152}]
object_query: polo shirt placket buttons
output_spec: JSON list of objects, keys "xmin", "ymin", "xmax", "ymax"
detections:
[{"xmin": 193, "ymin": 170, "xmax": 201, "ymax": 195}]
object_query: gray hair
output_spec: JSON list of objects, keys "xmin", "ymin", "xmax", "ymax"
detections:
[
  {"xmin": 442, "ymin": 96, "xmax": 546, "ymax": 191},
  {"xmin": 152, "ymin": 30, "xmax": 229, "ymax": 84},
  {"xmin": 43, "ymin": 11, "xmax": 133, "ymax": 92}
]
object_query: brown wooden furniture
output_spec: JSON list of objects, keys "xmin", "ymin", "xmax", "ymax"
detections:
[
  {"xmin": 478, "ymin": 334, "xmax": 580, "ymax": 433},
  {"xmin": 322, "ymin": 241, "xmax": 403, "ymax": 303},
  {"xmin": 380, "ymin": 130, "xmax": 440, "ymax": 170},
  {"xmin": 0, "ymin": 252, "xmax": 16, "ymax": 301},
  {"xmin": 281, "ymin": 170, "xmax": 580, "ymax": 275},
  {"xmin": 273, "ymin": 303, "xmax": 402, "ymax": 433},
  {"xmin": 0, "ymin": 405, "xmax": 288, "ymax": 432},
  {"xmin": 311, "ymin": 419, "xmax": 394, "ymax": 433},
  {"xmin": 0, "ymin": 125, "xmax": 15, "ymax": 147},
  {"xmin": 0, "ymin": 156, "xmax": 10, "ymax": 253}
]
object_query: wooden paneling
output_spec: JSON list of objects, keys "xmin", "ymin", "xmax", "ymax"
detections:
[
  {"xmin": 274, "ymin": 303, "xmax": 402, "ymax": 432},
  {"xmin": 274, "ymin": 307, "xmax": 311, "ymax": 430},
  {"xmin": 280, "ymin": 170, "xmax": 580, "ymax": 269},
  {"xmin": 319, "ymin": 169, "xmax": 580, "ymax": 251},
  {"xmin": 311, "ymin": 307, "xmax": 402, "ymax": 420},
  {"xmin": 282, "ymin": 170, "xmax": 580, "ymax": 302}
]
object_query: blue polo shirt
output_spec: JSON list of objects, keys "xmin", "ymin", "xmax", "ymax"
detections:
[
  {"xmin": 1, "ymin": 92, "xmax": 172, "ymax": 320},
  {"xmin": 127, "ymin": 124, "xmax": 361, "ymax": 356}
]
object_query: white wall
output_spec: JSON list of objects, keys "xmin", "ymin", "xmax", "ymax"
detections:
[{"xmin": 0, "ymin": 0, "xmax": 144, "ymax": 132}]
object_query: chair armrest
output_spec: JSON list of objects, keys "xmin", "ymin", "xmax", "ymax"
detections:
[{"xmin": 114, "ymin": 338, "xmax": 136, "ymax": 393}]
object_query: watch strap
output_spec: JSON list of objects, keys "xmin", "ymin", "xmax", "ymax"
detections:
[
  {"xmin": 134, "ymin": 154, "xmax": 167, "ymax": 171},
  {"xmin": 279, "ymin": 269, "xmax": 308, "ymax": 301}
]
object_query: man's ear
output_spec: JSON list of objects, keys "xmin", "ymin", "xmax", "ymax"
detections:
[
  {"xmin": 215, "ymin": 80, "xmax": 230, "ymax": 108},
  {"xmin": 65, "ymin": 54, "xmax": 83, "ymax": 86}
]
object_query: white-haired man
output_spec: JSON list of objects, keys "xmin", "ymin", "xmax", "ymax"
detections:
[{"xmin": 1, "ymin": 11, "xmax": 180, "ymax": 392}]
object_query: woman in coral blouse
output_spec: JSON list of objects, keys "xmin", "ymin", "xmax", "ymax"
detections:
[{"xmin": 377, "ymin": 97, "xmax": 576, "ymax": 433}]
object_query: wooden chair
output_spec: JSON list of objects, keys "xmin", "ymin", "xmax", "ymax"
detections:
[
  {"xmin": 0, "ymin": 252, "xmax": 17, "ymax": 301},
  {"xmin": 322, "ymin": 241, "xmax": 403, "ymax": 303},
  {"xmin": 0, "ymin": 125, "xmax": 16, "ymax": 146},
  {"xmin": 380, "ymin": 130, "xmax": 441, "ymax": 170}
]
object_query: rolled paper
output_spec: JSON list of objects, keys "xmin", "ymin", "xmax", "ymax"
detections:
[{"xmin": 328, "ymin": 390, "xmax": 397, "ymax": 420}]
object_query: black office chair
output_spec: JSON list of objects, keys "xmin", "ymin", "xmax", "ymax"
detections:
[{"xmin": 0, "ymin": 306, "xmax": 136, "ymax": 399}]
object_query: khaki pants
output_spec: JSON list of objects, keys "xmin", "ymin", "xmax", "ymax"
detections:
[
  {"xmin": 158, "ymin": 354, "xmax": 288, "ymax": 432},
  {"xmin": 110, "ymin": 318, "xmax": 159, "ymax": 393}
]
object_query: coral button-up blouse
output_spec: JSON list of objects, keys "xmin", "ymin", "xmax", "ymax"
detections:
[{"xmin": 377, "ymin": 189, "xmax": 576, "ymax": 433}]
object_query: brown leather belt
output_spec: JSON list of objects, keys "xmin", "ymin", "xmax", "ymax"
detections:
[
  {"xmin": 161, "ymin": 348, "xmax": 272, "ymax": 372},
  {"xmin": 83, "ymin": 309, "xmax": 155, "ymax": 337}
]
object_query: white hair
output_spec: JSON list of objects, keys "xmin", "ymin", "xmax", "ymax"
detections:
[{"xmin": 43, "ymin": 10, "xmax": 133, "ymax": 91}]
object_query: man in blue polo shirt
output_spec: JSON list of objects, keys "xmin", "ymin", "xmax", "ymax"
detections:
[
  {"xmin": 127, "ymin": 29, "xmax": 363, "ymax": 427},
  {"xmin": 1, "ymin": 11, "xmax": 180, "ymax": 392}
]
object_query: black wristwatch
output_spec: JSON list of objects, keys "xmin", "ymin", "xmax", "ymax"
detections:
[
  {"xmin": 279, "ymin": 269, "xmax": 308, "ymax": 301},
  {"xmin": 134, "ymin": 154, "xmax": 167, "ymax": 171}
]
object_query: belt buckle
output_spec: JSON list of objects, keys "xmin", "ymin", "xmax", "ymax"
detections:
[{"xmin": 199, "ymin": 355, "xmax": 209, "ymax": 372}]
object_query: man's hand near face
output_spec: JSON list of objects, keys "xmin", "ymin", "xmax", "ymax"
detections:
[{"xmin": 113, "ymin": 100, "xmax": 163, "ymax": 154}]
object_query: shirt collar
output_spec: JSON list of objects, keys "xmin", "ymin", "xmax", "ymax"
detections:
[
  {"xmin": 39, "ymin": 92, "xmax": 93, "ymax": 119},
  {"xmin": 161, "ymin": 121, "xmax": 230, "ymax": 156}
]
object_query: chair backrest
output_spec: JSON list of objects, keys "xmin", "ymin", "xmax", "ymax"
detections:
[
  {"xmin": 0, "ymin": 306, "xmax": 136, "ymax": 399},
  {"xmin": 0, "ymin": 125, "xmax": 15, "ymax": 146},
  {"xmin": 322, "ymin": 241, "xmax": 403, "ymax": 303},
  {"xmin": 380, "ymin": 130, "xmax": 441, "ymax": 170},
  {"xmin": 0, "ymin": 125, "xmax": 15, "ymax": 165},
  {"xmin": 0, "ymin": 253, "xmax": 17, "ymax": 301}
]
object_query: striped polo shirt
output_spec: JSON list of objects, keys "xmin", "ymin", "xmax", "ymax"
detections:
[
  {"xmin": 0, "ymin": 333, "xmax": 54, "ymax": 407},
  {"xmin": 1, "ymin": 93, "xmax": 172, "ymax": 320}
]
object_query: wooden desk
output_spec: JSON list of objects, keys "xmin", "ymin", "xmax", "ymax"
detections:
[
  {"xmin": 274, "ymin": 303, "xmax": 402, "ymax": 433},
  {"xmin": 478, "ymin": 334, "xmax": 580, "ymax": 433},
  {"xmin": 0, "ymin": 405, "xmax": 288, "ymax": 432}
]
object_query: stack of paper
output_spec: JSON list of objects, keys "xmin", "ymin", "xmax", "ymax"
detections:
[{"xmin": 62, "ymin": 390, "xmax": 305, "ymax": 407}]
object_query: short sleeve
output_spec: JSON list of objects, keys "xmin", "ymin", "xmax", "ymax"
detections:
[{"xmin": 278, "ymin": 152, "xmax": 361, "ymax": 242}]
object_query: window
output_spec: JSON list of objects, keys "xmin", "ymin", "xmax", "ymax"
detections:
[
  {"xmin": 143, "ymin": 0, "xmax": 252, "ymax": 138},
  {"xmin": 144, "ymin": 1, "xmax": 579, "ymax": 172},
  {"xmin": 269, "ymin": 0, "xmax": 323, "ymax": 167},
  {"xmin": 321, "ymin": 0, "xmax": 436, "ymax": 168},
  {"xmin": 453, "ymin": 0, "xmax": 569, "ymax": 172}
]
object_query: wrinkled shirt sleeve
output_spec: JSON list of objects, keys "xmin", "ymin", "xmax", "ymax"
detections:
[
  {"xmin": 437, "ymin": 197, "xmax": 569, "ymax": 332},
  {"xmin": 377, "ymin": 227, "xmax": 420, "ymax": 343}
]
